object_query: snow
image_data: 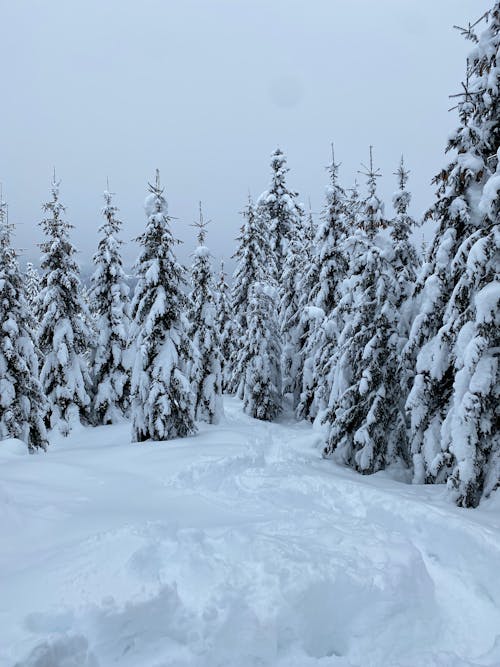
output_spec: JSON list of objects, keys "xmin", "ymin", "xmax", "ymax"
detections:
[
  {"xmin": 475, "ymin": 281, "xmax": 500, "ymax": 325},
  {"xmin": 2, "ymin": 396, "xmax": 500, "ymax": 667}
]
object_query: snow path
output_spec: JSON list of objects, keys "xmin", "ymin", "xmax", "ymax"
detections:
[{"xmin": 2, "ymin": 397, "xmax": 500, "ymax": 667}]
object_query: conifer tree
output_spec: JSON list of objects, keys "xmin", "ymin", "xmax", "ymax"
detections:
[
  {"xmin": 188, "ymin": 204, "xmax": 223, "ymax": 424},
  {"xmin": 358, "ymin": 146, "xmax": 387, "ymax": 236},
  {"xmin": 130, "ymin": 171, "xmax": 195, "ymax": 442},
  {"xmin": 323, "ymin": 151, "xmax": 409, "ymax": 473},
  {"xmin": 214, "ymin": 260, "xmax": 234, "ymax": 392},
  {"xmin": 345, "ymin": 180, "xmax": 363, "ymax": 227},
  {"xmin": 229, "ymin": 197, "xmax": 275, "ymax": 395},
  {"xmin": 443, "ymin": 156, "xmax": 499, "ymax": 506},
  {"xmin": 242, "ymin": 281, "xmax": 282, "ymax": 421},
  {"xmin": 296, "ymin": 149, "xmax": 348, "ymax": 421},
  {"xmin": 391, "ymin": 157, "xmax": 420, "ymax": 305},
  {"xmin": 24, "ymin": 262, "xmax": 41, "ymax": 312},
  {"xmin": 0, "ymin": 194, "xmax": 48, "ymax": 451},
  {"xmin": 90, "ymin": 188, "xmax": 131, "ymax": 425},
  {"xmin": 405, "ymin": 9, "xmax": 498, "ymax": 498},
  {"xmin": 280, "ymin": 202, "xmax": 305, "ymax": 405},
  {"xmin": 256, "ymin": 148, "xmax": 302, "ymax": 281},
  {"xmin": 290, "ymin": 201, "xmax": 318, "ymax": 413},
  {"xmin": 37, "ymin": 177, "xmax": 93, "ymax": 435},
  {"xmin": 303, "ymin": 200, "xmax": 317, "ymax": 264},
  {"xmin": 440, "ymin": 4, "xmax": 499, "ymax": 504},
  {"xmin": 390, "ymin": 158, "xmax": 421, "ymax": 402}
]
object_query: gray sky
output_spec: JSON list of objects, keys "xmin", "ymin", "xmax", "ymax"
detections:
[{"xmin": 0, "ymin": 0, "xmax": 492, "ymax": 273}]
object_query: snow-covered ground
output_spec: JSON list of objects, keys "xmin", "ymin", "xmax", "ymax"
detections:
[{"xmin": 2, "ymin": 397, "xmax": 500, "ymax": 667}]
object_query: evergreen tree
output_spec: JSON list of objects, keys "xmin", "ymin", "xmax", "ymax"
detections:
[
  {"xmin": 303, "ymin": 200, "xmax": 317, "ymax": 265},
  {"xmin": 242, "ymin": 281, "xmax": 282, "ymax": 421},
  {"xmin": 130, "ymin": 170, "xmax": 195, "ymax": 442},
  {"xmin": 256, "ymin": 148, "xmax": 302, "ymax": 281},
  {"xmin": 188, "ymin": 204, "xmax": 223, "ymax": 424},
  {"xmin": 441, "ymin": 4, "xmax": 500, "ymax": 504},
  {"xmin": 323, "ymin": 152, "xmax": 409, "ymax": 473},
  {"xmin": 90, "ymin": 188, "xmax": 131, "ymax": 425},
  {"xmin": 24, "ymin": 262, "xmax": 41, "ymax": 312},
  {"xmin": 405, "ymin": 9, "xmax": 498, "ymax": 497},
  {"xmin": 0, "ymin": 194, "xmax": 48, "ymax": 451},
  {"xmin": 358, "ymin": 146, "xmax": 387, "ymax": 236},
  {"xmin": 37, "ymin": 177, "xmax": 93, "ymax": 435},
  {"xmin": 296, "ymin": 148, "xmax": 348, "ymax": 421},
  {"xmin": 229, "ymin": 197, "xmax": 275, "ymax": 395},
  {"xmin": 345, "ymin": 180, "xmax": 363, "ymax": 228},
  {"xmin": 280, "ymin": 202, "xmax": 305, "ymax": 405},
  {"xmin": 391, "ymin": 158, "xmax": 421, "ymax": 400},
  {"xmin": 391, "ymin": 157, "xmax": 420, "ymax": 306},
  {"xmin": 290, "ymin": 200, "xmax": 318, "ymax": 414},
  {"xmin": 214, "ymin": 260, "xmax": 234, "ymax": 392},
  {"xmin": 443, "ymin": 156, "xmax": 499, "ymax": 506}
]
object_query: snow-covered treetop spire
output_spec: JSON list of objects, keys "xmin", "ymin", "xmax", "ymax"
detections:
[
  {"xmin": 145, "ymin": 168, "xmax": 166, "ymax": 209},
  {"xmin": 218, "ymin": 258, "xmax": 229, "ymax": 289},
  {"xmin": 394, "ymin": 155, "xmax": 410, "ymax": 194},
  {"xmin": 453, "ymin": 8, "xmax": 491, "ymax": 44},
  {"xmin": 359, "ymin": 146, "xmax": 382, "ymax": 198},
  {"xmin": 193, "ymin": 201, "xmax": 209, "ymax": 246},
  {"xmin": 467, "ymin": 2, "xmax": 500, "ymax": 165},
  {"xmin": 269, "ymin": 147, "xmax": 288, "ymax": 186},
  {"xmin": 42, "ymin": 171, "xmax": 68, "ymax": 238},
  {"xmin": 322, "ymin": 144, "xmax": 346, "ymax": 223},
  {"xmin": 358, "ymin": 146, "xmax": 386, "ymax": 238},
  {"xmin": 392, "ymin": 155, "xmax": 412, "ymax": 226},
  {"xmin": 389, "ymin": 156, "xmax": 418, "ymax": 301},
  {"xmin": 101, "ymin": 182, "xmax": 122, "ymax": 236},
  {"xmin": 326, "ymin": 143, "xmax": 341, "ymax": 187}
]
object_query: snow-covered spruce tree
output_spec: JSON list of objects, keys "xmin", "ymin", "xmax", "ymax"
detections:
[
  {"xmin": 90, "ymin": 188, "xmax": 131, "ymax": 425},
  {"xmin": 357, "ymin": 146, "xmax": 388, "ymax": 237},
  {"xmin": 391, "ymin": 157, "xmax": 420, "ymax": 305},
  {"xmin": 229, "ymin": 196, "xmax": 275, "ymax": 395},
  {"xmin": 442, "ymin": 154, "xmax": 499, "ymax": 507},
  {"xmin": 405, "ymin": 9, "xmax": 499, "ymax": 496},
  {"xmin": 37, "ymin": 178, "xmax": 93, "ymax": 435},
  {"xmin": 323, "ymin": 151, "xmax": 409, "ymax": 473},
  {"xmin": 303, "ymin": 200, "xmax": 317, "ymax": 265},
  {"xmin": 24, "ymin": 262, "xmax": 41, "ymax": 312},
  {"xmin": 258, "ymin": 148, "xmax": 303, "ymax": 403},
  {"xmin": 296, "ymin": 149, "xmax": 348, "ymax": 422},
  {"xmin": 280, "ymin": 202, "xmax": 305, "ymax": 406},
  {"xmin": 242, "ymin": 281, "xmax": 282, "ymax": 421},
  {"xmin": 214, "ymin": 260, "xmax": 235, "ymax": 392},
  {"xmin": 256, "ymin": 148, "xmax": 302, "ymax": 281},
  {"xmin": 187, "ymin": 204, "xmax": 223, "ymax": 423},
  {"xmin": 130, "ymin": 170, "xmax": 195, "ymax": 442},
  {"xmin": 391, "ymin": 158, "xmax": 421, "ymax": 398},
  {"xmin": 0, "ymin": 195, "xmax": 48, "ymax": 451},
  {"xmin": 345, "ymin": 180, "xmax": 363, "ymax": 227}
]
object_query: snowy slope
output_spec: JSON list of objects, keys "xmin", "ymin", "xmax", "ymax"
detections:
[{"xmin": 2, "ymin": 397, "xmax": 500, "ymax": 667}]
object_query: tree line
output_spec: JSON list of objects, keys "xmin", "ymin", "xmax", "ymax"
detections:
[{"xmin": 0, "ymin": 3, "xmax": 498, "ymax": 508}]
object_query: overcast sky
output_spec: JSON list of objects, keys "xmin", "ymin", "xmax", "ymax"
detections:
[{"xmin": 0, "ymin": 0, "xmax": 492, "ymax": 272}]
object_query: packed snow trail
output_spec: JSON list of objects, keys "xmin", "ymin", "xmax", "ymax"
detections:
[{"xmin": 2, "ymin": 397, "xmax": 500, "ymax": 667}]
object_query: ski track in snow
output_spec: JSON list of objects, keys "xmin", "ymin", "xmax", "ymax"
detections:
[{"xmin": 1, "ymin": 397, "xmax": 500, "ymax": 667}]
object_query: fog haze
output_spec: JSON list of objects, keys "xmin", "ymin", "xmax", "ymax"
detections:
[{"xmin": 0, "ymin": 0, "xmax": 492, "ymax": 271}]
